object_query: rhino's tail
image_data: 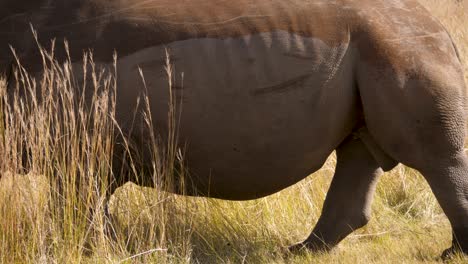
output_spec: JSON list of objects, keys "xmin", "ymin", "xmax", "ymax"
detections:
[
  {"xmin": 444, "ymin": 28, "xmax": 462, "ymax": 64},
  {"xmin": 440, "ymin": 26, "xmax": 468, "ymax": 117},
  {"xmin": 450, "ymin": 36, "xmax": 462, "ymax": 63}
]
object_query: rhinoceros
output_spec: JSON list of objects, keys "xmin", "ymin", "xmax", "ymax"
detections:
[{"xmin": 1, "ymin": 0, "xmax": 467, "ymax": 257}]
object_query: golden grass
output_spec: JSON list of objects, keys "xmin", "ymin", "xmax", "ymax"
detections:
[{"xmin": 0, "ymin": 1, "xmax": 467, "ymax": 263}]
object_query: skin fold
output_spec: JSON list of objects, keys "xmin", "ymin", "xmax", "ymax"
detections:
[{"xmin": 1, "ymin": 0, "xmax": 467, "ymax": 257}]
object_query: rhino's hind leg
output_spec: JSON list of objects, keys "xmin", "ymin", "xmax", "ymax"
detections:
[
  {"xmin": 290, "ymin": 136, "xmax": 383, "ymax": 252},
  {"xmin": 355, "ymin": 46, "xmax": 468, "ymax": 257},
  {"xmin": 419, "ymin": 153, "xmax": 468, "ymax": 259}
]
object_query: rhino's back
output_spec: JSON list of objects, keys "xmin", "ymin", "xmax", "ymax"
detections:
[{"xmin": 9, "ymin": 0, "xmax": 344, "ymax": 63}]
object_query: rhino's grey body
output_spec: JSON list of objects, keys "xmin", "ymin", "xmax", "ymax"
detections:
[
  {"xmin": 1, "ymin": 0, "xmax": 467, "ymax": 257},
  {"xmin": 117, "ymin": 31, "xmax": 357, "ymax": 199}
]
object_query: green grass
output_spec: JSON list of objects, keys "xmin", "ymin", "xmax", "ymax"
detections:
[{"xmin": 0, "ymin": 0, "xmax": 467, "ymax": 263}]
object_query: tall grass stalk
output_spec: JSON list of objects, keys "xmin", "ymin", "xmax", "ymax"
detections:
[{"xmin": 0, "ymin": 35, "xmax": 194, "ymax": 262}]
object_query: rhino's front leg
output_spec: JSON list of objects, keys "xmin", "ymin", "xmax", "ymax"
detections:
[{"xmin": 290, "ymin": 136, "xmax": 383, "ymax": 252}]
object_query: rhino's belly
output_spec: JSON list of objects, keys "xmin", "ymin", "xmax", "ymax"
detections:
[{"xmin": 116, "ymin": 30, "xmax": 358, "ymax": 200}]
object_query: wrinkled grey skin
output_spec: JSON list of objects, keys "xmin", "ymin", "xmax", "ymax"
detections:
[{"xmin": 0, "ymin": 0, "xmax": 467, "ymax": 257}]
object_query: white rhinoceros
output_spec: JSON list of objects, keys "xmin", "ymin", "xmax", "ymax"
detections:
[{"xmin": 1, "ymin": 0, "xmax": 466, "ymax": 257}]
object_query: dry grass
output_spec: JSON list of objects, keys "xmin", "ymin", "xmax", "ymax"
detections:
[{"xmin": 0, "ymin": 0, "xmax": 467, "ymax": 263}]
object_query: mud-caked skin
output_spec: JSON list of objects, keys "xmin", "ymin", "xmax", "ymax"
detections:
[{"xmin": 1, "ymin": 0, "xmax": 467, "ymax": 257}]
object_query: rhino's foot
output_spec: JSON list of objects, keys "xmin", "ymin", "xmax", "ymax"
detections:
[
  {"xmin": 441, "ymin": 246, "xmax": 468, "ymax": 260},
  {"xmin": 442, "ymin": 247, "xmax": 462, "ymax": 260},
  {"xmin": 103, "ymin": 201, "xmax": 118, "ymax": 241},
  {"xmin": 441, "ymin": 228, "xmax": 468, "ymax": 260},
  {"xmin": 288, "ymin": 240, "xmax": 333, "ymax": 254}
]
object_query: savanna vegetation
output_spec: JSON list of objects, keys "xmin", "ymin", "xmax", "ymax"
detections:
[{"xmin": 0, "ymin": 0, "xmax": 467, "ymax": 263}]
